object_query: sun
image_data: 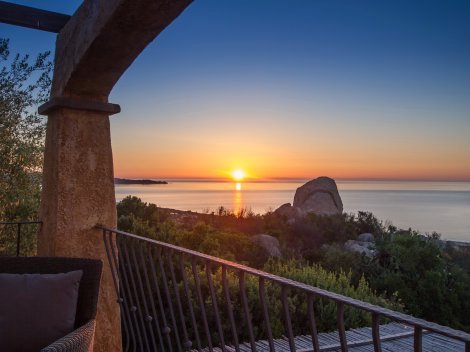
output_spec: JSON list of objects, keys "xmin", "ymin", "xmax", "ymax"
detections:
[{"xmin": 231, "ymin": 169, "xmax": 246, "ymax": 181}]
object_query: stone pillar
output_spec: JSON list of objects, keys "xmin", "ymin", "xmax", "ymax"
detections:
[
  {"xmin": 38, "ymin": 99, "xmax": 122, "ymax": 351},
  {"xmin": 34, "ymin": 1, "xmax": 193, "ymax": 349}
]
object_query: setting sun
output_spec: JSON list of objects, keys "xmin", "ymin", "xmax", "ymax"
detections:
[{"xmin": 232, "ymin": 169, "xmax": 246, "ymax": 181}]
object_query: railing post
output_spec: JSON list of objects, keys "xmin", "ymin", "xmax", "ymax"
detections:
[
  {"xmin": 307, "ymin": 294, "xmax": 320, "ymax": 352},
  {"xmin": 281, "ymin": 285, "xmax": 296, "ymax": 352},
  {"xmin": 337, "ymin": 302, "xmax": 348, "ymax": 352},
  {"xmin": 414, "ymin": 326, "xmax": 422, "ymax": 352},
  {"xmin": 371, "ymin": 313, "xmax": 381, "ymax": 352},
  {"xmin": 222, "ymin": 266, "xmax": 240, "ymax": 352},
  {"xmin": 259, "ymin": 278, "xmax": 275, "ymax": 352},
  {"xmin": 239, "ymin": 271, "xmax": 257, "ymax": 352}
]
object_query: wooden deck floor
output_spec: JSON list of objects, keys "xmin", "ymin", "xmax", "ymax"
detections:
[{"xmin": 212, "ymin": 323, "xmax": 465, "ymax": 352}]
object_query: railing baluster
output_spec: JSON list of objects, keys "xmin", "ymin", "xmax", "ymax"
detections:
[
  {"xmin": 130, "ymin": 241, "xmax": 158, "ymax": 351},
  {"xmin": 137, "ymin": 243, "xmax": 166, "ymax": 352},
  {"xmin": 222, "ymin": 266, "xmax": 240, "ymax": 352},
  {"xmin": 148, "ymin": 246, "xmax": 174, "ymax": 352},
  {"xmin": 155, "ymin": 247, "xmax": 183, "ymax": 351},
  {"xmin": 179, "ymin": 254, "xmax": 202, "ymax": 352},
  {"xmin": 239, "ymin": 271, "xmax": 257, "ymax": 352},
  {"xmin": 281, "ymin": 285, "xmax": 296, "ymax": 352},
  {"xmin": 121, "ymin": 239, "xmax": 151, "ymax": 352},
  {"xmin": 371, "ymin": 313, "xmax": 381, "ymax": 352},
  {"xmin": 191, "ymin": 257, "xmax": 213, "ymax": 351},
  {"xmin": 1, "ymin": 221, "xmax": 42, "ymax": 257},
  {"xmin": 337, "ymin": 302, "xmax": 348, "ymax": 352},
  {"xmin": 103, "ymin": 230, "xmax": 132, "ymax": 352},
  {"xmin": 414, "ymin": 326, "xmax": 422, "ymax": 352},
  {"xmin": 206, "ymin": 261, "xmax": 226, "ymax": 351},
  {"xmin": 167, "ymin": 249, "xmax": 192, "ymax": 350},
  {"xmin": 16, "ymin": 223, "xmax": 21, "ymax": 256},
  {"xmin": 116, "ymin": 237, "xmax": 145, "ymax": 351},
  {"xmin": 307, "ymin": 294, "xmax": 320, "ymax": 352},
  {"xmin": 259, "ymin": 278, "xmax": 275, "ymax": 352}
]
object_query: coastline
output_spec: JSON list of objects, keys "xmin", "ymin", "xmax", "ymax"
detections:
[{"xmin": 115, "ymin": 180, "xmax": 470, "ymax": 242}]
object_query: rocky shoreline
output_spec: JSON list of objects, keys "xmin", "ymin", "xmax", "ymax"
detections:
[
  {"xmin": 114, "ymin": 178, "xmax": 167, "ymax": 185},
  {"xmin": 148, "ymin": 176, "xmax": 470, "ymax": 257}
]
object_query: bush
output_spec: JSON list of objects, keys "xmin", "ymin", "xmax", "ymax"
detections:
[{"xmin": 367, "ymin": 233, "xmax": 470, "ymax": 331}]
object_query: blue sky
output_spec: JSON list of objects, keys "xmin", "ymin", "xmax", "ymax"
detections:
[{"xmin": 1, "ymin": 1, "xmax": 470, "ymax": 180}]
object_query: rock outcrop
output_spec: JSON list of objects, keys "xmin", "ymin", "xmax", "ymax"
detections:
[
  {"xmin": 251, "ymin": 234, "xmax": 282, "ymax": 257},
  {"xmin": 274, "ymin": 203, "xmax": 302, "ymax": 220},
  {"xmin": 274, "ymin": 177, "xmax": 343, "ymax": 219},
  {"xmin": 344, "ymin": 239, "xmax": 376, "ymax": 257},
  {"xmin": 293, "ymin": 177, "xmax": 343, "ymax": 216},
  {"xmin": 357, "ymin": 233, "xmax": 374, "ymax": 242}
]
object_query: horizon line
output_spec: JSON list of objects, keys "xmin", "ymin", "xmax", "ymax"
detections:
[{"xmin": 114, "ymin": 176, "xmax": 470, "ymax": 183}]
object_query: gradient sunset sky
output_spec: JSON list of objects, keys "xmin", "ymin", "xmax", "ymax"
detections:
[{"xmin": 2, "ymin": 1, "xmax": 470, "ymax": 181}]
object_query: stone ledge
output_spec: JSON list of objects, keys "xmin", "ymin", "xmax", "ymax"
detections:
[{"xmin": 38, "ymin": 97, "xmax": 121, "ymax": 115}]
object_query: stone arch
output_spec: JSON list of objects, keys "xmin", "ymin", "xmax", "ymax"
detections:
[{"xmin": 37, "ymin": 1, "xmax": 193, "ymax": 351}]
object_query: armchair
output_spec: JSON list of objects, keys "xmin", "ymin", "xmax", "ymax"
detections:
[{"xmin": 0, "ymin": 257, "xmax": 102, "ymax": 352}]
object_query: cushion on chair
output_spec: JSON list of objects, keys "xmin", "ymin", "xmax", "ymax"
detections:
[{"xmin": 0, "ymin": 270, "xmax": 83, "ymax": 352}]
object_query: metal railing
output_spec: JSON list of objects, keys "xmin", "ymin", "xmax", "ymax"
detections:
[
  {"xmin": 101, "ymin": 226, "xmax": 470, "ymax": 352},
  {"xmin": 0, "ymin": 221, "xmax": 42, "ymax": 256}
]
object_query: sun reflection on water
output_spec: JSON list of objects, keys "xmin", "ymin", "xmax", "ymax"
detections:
[{"xmin": 233, "ymin": 182, "xmax": 242, "ymax": 214}]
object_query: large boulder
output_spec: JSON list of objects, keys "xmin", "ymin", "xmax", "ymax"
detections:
[
  {"xmin": 274, "ymin": 203, "xmax": 302, "ymax": 219},
  {"xmin": 251, "ymin": 234, "xmax": 282, "ymax": 257},
  {"xmin": 293, "ymin": 177, "xmax": 343, "ymax": 215}
]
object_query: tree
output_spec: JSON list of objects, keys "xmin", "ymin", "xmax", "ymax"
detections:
[
  {"xmin": 0, "ymin": 38, "xmax": 52, "ymax": 221},
  {"xmin": 0, "ymin": 38, "xmax": 52, "ymax": 255}
]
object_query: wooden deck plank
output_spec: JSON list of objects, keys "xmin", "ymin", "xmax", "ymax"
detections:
[{"xmin": 211, "ymin": 322, "xmax": 466, "ymax": 352}]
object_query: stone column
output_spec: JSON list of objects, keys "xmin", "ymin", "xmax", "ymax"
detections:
[{"xmin": 38, "ymin": 98, "xmax": 122, "ymax": 351}]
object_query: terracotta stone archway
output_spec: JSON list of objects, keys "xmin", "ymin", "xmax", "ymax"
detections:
[{"xmin": 37, "ymin": 1, "xmax": 193, "ymax": 350}]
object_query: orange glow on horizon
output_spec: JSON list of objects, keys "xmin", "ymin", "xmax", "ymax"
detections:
[{"xmin": 111, "ymin": 132, "xmax": 470, "ymax": 182}]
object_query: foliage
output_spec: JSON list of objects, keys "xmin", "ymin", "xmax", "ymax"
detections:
[
  {"xmin": 132, "ymin": 245, "xmax": 399, "ymax": 349},
  {"xmin": 117, "ymin": 196, "xmax": 268, "ymax": 267},
  {"xmin": 0, "ymin": 38, "xmax": 51, "ymax": 220},
  {"xmin": 0, "ymin": 38, "xmax": 52, "ymax": 255},
  {"xmin": 117, "ymin": 195, "xmax": 470, "ymax": 333},
  {"xmin": 196, "ymin": 259, "xmax": 400, "ymax": 343},
  {"xmin": 117, "ymin": 196, "xmax": 402, "ymax": 345},
  {"xmin": 262, "ymin": 259, "xmax": 401, "ymax": 332},
  {"xmin": 315, "ymin": 243, "xmax": 367, "ymax": 285},
  {"xmin": 366, "ymin": 232, "xmax": 470, "ymax": 331},
  {"xmin": 444, "ymin": 243, "xmax": 470, "ymax": 274}
]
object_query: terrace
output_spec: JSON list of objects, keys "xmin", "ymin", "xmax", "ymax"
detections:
[
  {"xmin": 0, "ymin": 1, "xmax": 469, "ymax": 351},
  {"xmin": 2, "ymin": 221, "xmax": 470, "ymax": 351}
]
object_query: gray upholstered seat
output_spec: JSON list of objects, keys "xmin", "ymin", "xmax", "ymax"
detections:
[{"xmin": 0, "ymin": 257, "xmax": 102, "ymax": 352}]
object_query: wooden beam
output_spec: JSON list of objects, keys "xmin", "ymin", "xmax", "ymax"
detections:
[{"xmin": 0, "ymin": 1, "xmax": 70, "ymax": 33}]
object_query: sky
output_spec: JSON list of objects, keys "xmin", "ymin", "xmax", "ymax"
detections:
[{"xmin": 2, "ymin": 1, "xmax": 470, "ymax": 181}]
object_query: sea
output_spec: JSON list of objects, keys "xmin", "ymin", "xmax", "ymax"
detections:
[{"xmin": 115, "ymin": 180, "xmax": 470, "ymax": 242}]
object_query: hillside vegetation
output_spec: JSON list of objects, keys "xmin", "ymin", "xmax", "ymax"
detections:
[{"xmin": 118, "ymin": 196, "xmax": 470, "ymax": 332}]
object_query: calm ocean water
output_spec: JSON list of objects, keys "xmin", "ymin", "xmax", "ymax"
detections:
[{"xmin": 115, "ymin": 180, "xmax": 470, "ymax": 242}]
